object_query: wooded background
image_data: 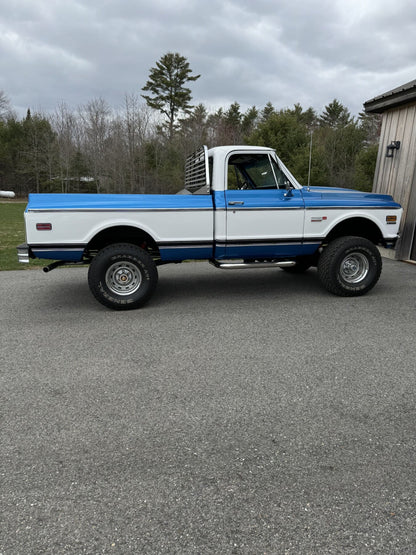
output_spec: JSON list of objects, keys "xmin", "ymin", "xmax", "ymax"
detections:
[{"xmin": 0, "ymin": 83, "xmax": 380, "ymax": 197}]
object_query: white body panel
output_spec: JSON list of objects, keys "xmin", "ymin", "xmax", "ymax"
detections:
[
  {"xmin": 225, "ymin": 207, "xmax": 304, "ymax": 240},
  {"xmin": 303, "ymin": 208, "xmax": 402, "ymax": 241},
  {"xmin": 25, "ymin": 209, "xmax": 213, "ymax": 246}
]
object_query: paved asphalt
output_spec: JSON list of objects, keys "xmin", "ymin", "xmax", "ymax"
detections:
[{"xmin": 1, "ymin": 260, "xmax": 415, "ymax": 554}]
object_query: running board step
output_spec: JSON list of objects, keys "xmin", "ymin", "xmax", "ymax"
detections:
[{"xmin": 210, "ymin": 260, "xmax": 296, "ymax": 270}]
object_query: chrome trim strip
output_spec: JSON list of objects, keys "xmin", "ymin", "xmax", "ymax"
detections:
[
  {"xmin": 30, "ymin": 243, "xmax": 85, "ymax": 249},
  {"xmin": 159, "ymin": 239, "xmax": 319, "ymax": 250},
  {"xmin": 31, "ymin": 247, "xmax": 84, "ymax": 253},
  {"xmin": 226, "ymin": 206, "xmax": 303, "ymax": 211},
  {"xmin": 216, "ymin": 241, "xmax": 308, "ymax": 247},
  {"xmin": 158, "ymin": 242, "xmax": 212, "ymax": 250},
  {"xmin": 220, "ymin": 237, "xmax": 306, "ymax": 244},
  {"xmin": 28, "ymin": 206, "xmax": 305, "ymax": 213},
  {"xmin": 305, "ymin": 206, "xmax": 401, "ymax": 210},
  {"xmin": 27, "ymin": 207, "xmax": 213, "ymax": 213}
]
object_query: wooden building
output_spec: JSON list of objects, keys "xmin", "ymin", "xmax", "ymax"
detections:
[{"xmin": 364, "ymin": 79, "xmax": 416, "ymax": 262}]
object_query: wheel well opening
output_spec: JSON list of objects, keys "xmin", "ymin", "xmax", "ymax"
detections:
[
  {"xmin": 85, "ymin": 226, "xmax": 159, "ymax": 258},
  {"xmin": 326, "ymin": 217, "xmax": 382, "ymax": 245}
]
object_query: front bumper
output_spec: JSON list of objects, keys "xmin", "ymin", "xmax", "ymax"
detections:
[
  {"xmin": 382, "ymin": 235, "xmax": 399, "ymax": 249},
  {"xmin": 17, "ymin": 243, "xmax": 30, "ymax": 264}
]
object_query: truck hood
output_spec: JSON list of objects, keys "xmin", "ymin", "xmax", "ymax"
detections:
[{"xmin": 302, "ymin": 186, "xmax": 401, "ymax": 209}]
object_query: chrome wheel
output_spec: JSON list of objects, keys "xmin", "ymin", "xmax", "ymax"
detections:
[
  {"xmin": 105, "ymin": 261, "xmax": 142, "ymax": 295},
  {"xmin": 318, "ymin": 237, "xmax": 382, "ymax": 297},
  {"xmin": 340, "ymin": 252, "xmax": 369, "ymax": 284},
  {"xmin": 88, "ymin": 243, "xmax": 158, "ymax": 310}
]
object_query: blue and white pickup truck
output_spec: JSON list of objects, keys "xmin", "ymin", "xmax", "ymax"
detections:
[{"xmin": 18, "ymin": 145, "xmax": 402, "ymax": 310}]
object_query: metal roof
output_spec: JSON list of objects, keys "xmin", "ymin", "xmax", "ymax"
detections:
[{"xmin": 364, "ymin": 79, "xmax": 416, "ymax": 113}]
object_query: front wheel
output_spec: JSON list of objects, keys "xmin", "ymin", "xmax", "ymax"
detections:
[
  {"xmin": 88, "ymin": 243, "xmax": 158, "ymax": 310},
  {"xmin": 318, "ymin": 236, "xmax": 382, "ymax": 297}
]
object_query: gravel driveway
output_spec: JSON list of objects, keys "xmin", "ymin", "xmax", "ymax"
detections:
[{"xmin": 1, "ymin": 260, "xmax": 415, "ymax": 553}]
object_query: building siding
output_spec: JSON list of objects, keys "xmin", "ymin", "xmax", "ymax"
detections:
[{"xmin": 372, "ymin": 102, "xmax": 416, "ymax": 259}]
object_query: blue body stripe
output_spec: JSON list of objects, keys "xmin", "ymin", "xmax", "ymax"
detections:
[
  {"xmin": 32, "ymin": 243, "xmax": 319, "ymax": 263},
  {"xmin": 26, "ymin": 193, "xmax": 213, "ymax": 211},
  {"xmin": 31, "ymin": 248, "xmax": 84, "ymax": 261},
  {"xmin": 159, "ymin": 246, "xmax": 213, "ymax": 261},
  {"xmin": 218, "ymin": 243, "xmax": 320, "ymax": 259},
  {"xmin": 158, "ymin": 241, "xmax": 320, "ymax": 261},
  {"xmin": 26, "ymin": 187, "xmax": 400, "ymax": 212}
]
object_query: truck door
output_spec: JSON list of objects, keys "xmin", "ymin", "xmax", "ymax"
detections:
[{"xmin": 224, "ymin": 152, "xmax": 306, "ymax": 259}]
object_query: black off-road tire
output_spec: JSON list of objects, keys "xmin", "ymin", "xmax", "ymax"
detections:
[
  {"xmin": 88, "ymin": 243, "xmax": 158, "ymax": 310},
  {"xmin": 318, "ymin": 236, "xmax": 382, "ymax": 297}
]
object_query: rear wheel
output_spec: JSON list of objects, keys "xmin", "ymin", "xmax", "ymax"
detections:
[
  {"xmin": 318, "ymin": 236, "xmax": 382, "ymax": 296},
  {"xmin": 88, "ymin": 243, "xmax": 158, "ymax": 310}
]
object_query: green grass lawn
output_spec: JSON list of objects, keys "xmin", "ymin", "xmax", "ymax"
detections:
[{"xmin": 0, "ymin": 201, "xmax": 49, "ymax": 271}]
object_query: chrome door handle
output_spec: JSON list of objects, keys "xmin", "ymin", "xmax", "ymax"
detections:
[{"xmin": 228, "ymin": 201, "xmax": 244, "ymax": 205}]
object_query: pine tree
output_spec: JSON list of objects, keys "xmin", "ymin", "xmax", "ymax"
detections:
[
  {"xmin": 260, "ymin": 102, "xmax": 275, "ymax": 123},
  {"xmin": 141, "ymin": 52, "xmax": 200, "ymax": 140},
  {"xmin": 242, "ymin": 106, "xmax": 259, "ymax": 137},
  {"xmin": 319, "ymin": 99, "xmax": 352, "ymax": 128}
]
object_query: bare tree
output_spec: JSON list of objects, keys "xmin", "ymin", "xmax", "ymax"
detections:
[
  {"xmin": 51, "ymin": 103, "xmax": 80, "ymax": 192},
  {"xmin": 78, "ymin": 98, "xmax": 111, "ymax": 192},
  {"xmin": 122, "ymin": 94, "xmax": 152, "ymax": 192},
  {"xmin": 104, "ymin": 115, "xmax": 128, "ymax": 193},
  {"xmin": 0, "ymin": 90, "xmax": 15, "ymax": 121}
]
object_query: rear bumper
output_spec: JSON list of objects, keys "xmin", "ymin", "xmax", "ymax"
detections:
[
  {"xmin": 17, "ymin": 243, "xmax": 85, "ymax": 262},
  {"xmin": 17, "ymin": 243, "xmax": 30, "ymax": 264}
]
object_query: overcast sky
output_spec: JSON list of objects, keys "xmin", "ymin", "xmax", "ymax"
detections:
[{"xmin": 1, "ymin": 0, "xmax": 416, "ymax": 119}]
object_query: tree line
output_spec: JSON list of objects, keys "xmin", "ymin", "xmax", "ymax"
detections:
[{"xmin": 0, "ymin": 53, "xmax": 381, "ymax": 197}]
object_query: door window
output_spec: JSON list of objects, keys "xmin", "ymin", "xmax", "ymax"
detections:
[{"xmin": 227, "ymin": 153, "xmax": 279, "ymax": 190}]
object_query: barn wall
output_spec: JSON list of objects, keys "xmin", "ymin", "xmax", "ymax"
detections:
[{"xmin": 372, "ymin": 102, "xmax": 416, "ymax": 259}]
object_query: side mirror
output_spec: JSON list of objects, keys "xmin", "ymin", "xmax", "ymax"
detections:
[{"xmin": 284, "ymin": 187, "xmax": 293, "ymax": 198}]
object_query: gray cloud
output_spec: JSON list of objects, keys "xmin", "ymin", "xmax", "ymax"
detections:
[{"xmin": 1, "ymin": 0, "xmax": 415, "ymax": 117}]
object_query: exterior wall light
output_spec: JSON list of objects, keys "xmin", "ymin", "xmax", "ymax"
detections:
[{"xmin": 386, "ymin": 140, "xmax": 401, "ymax": 157}]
